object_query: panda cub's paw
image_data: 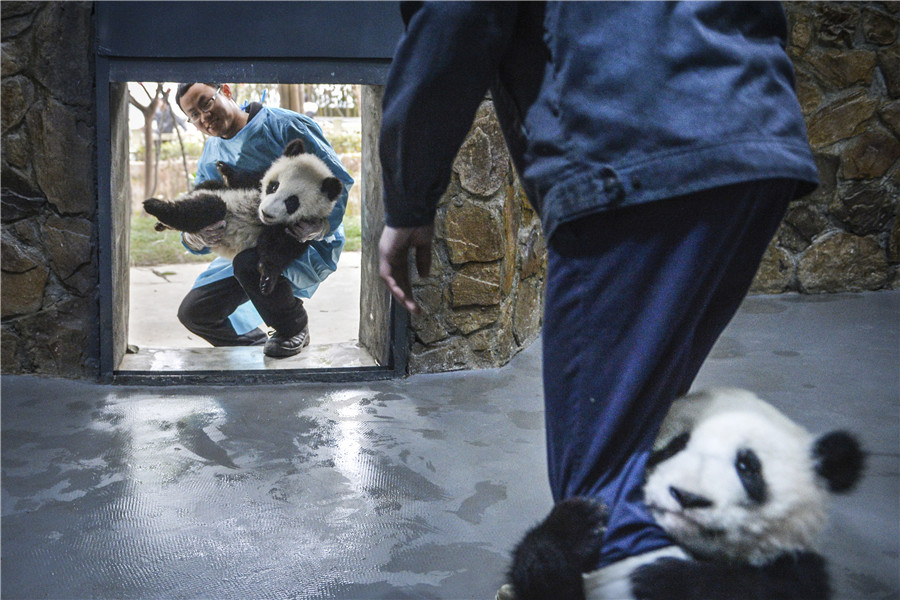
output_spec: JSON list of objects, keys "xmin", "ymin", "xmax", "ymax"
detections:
[
  {"xmin": 258, "ymin": 269, "xmax": 276, "ymax": 296},
  {"xmin": 215, "ymin": 161, "xmax": 265, "ymax": 190},
  {"xmin": 509, "ymin": 497, "xmax": 608, "ymax": 600}
]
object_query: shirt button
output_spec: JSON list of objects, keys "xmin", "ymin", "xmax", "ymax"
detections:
[{"xmin": 600, "ymin": 167, "xmax": 625, "ymax": 204}]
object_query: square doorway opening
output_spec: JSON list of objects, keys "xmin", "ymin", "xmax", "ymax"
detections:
[{"xmin": 109, "ymin": 82, "xmax": 396, "ymax": 381}]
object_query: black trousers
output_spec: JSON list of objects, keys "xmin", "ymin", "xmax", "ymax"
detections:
[{"xmin": 177, "ymin": 248, "xmax": 309, "ymax": 347}]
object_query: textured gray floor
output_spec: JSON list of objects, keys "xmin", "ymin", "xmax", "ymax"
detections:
[{"xmin": 2, "ymin": 292, "xmax": 898, "ymax": 600}]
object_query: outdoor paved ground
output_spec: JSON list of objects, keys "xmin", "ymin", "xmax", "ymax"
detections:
[
  {"xmin": 124, "ymin": 251, "xmax": 375, "ymax": 371},
  {"xmin": 2, "ymin": 291, "xmax": 898, "ymax": 599}
]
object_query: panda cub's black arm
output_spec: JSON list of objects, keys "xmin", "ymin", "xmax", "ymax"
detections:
[
  {"xmin": 508, "ymin": 498, "xmax": 608, "ymax": 600},
  {"xmin": 630, "ymin": 552, "xmax": 830, "ymax": 600},
  {"xmin": 143, "ymin": 194, "xmax": 228, "ymax": 233}
]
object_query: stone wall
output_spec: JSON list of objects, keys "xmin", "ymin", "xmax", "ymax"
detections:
[
  {"xmin": 1, "ymin": 2, "xmax": 98, "ymax": 377},
  {"xmin": 752, "ymin": 2, "xmax": 899, "ymax": 293},
  {"xmin": 405, "ymin": 101, "xmax": 545, "ymax": 374}
]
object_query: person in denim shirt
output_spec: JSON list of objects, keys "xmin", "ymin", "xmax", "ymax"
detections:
[
  {"xmin": 377, "ymin": 2, "xmax": 818, "ymax": 595},
  {"xmin": 175, "ymin": 82, "xmax": 353, "ymax": 357}
]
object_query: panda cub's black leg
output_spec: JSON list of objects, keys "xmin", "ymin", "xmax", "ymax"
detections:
[
  {"xmin": 255, "ymin": 226, "xmax": 310, "ymax": 295},
  {"xmin": 508, "ymin": 497, "xmax": 608, "ymax": 600},
  {"xmin": 143, "ymin": 194, "xmax": 228, "ymax": 233}
]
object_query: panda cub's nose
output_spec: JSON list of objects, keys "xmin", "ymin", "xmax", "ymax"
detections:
[{"xmin": 669, "ymin": 486, "xmax": 713, "ymax": 509}]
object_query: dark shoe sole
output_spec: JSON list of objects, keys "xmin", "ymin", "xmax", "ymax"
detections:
[{"xmin": 263, "ymin": 328, "xmax": 310, "ymax": 358}]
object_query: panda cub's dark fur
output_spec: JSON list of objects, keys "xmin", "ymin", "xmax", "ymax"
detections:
[
  {"xmin": 508, "ymin": 498, "xmax": 608, "ymax": 600},
  {"xmin": 507, "ymin": 388, "xmax": 865, "ymax": 600},
  {"xmin": 143, "ymin": 139, "xmax": 342, "ymax": 295}
]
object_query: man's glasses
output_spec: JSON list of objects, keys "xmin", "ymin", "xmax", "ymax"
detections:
[{"xmin": 185, "ymin": 87, "xmax": 222, "ymax": 123}]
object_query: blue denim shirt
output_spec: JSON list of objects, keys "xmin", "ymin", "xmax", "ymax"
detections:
[{"xmin": 380, "ymin": 1, "xmax": 818, "ymax": 240}]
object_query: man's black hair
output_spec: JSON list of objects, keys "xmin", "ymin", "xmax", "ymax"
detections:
[{"xmin": 175, "ymin": 82, "xmax": 222, "ymax": 112}]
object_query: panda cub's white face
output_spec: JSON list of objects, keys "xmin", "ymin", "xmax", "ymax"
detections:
[
  {"xmin": 258, "ymin": 151, "xmax": 342, "ymax": 226},
  {"xmin": 643, "ymin": 389, "xmax": 830, "ymax": 567}
]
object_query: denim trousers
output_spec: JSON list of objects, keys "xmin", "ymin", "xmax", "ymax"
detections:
[{"xmin": 542, "ymin": 179, "xmax": 796, "ymax": 568}]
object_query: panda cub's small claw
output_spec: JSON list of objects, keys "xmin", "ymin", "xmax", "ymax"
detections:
[{"xmin": 258, "ymin": 264, "xmax": 276, "ymax": 296}]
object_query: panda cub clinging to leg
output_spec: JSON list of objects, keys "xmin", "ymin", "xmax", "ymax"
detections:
[
  {"xmin": 507, "ymin": 388, "xmax": 865, "ymax": 600},
  {"xmin": 143, "ymin": 138, "xmax": 343, "ymax": 295}
]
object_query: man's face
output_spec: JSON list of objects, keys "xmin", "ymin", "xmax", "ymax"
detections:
[{"xmin": 179, "ymin": 84, "xmax": 243, "ymax": 139}]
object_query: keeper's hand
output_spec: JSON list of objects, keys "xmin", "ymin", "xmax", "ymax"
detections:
[
  {"xmin": 378, "ymin": 224, "xmax": 434, "ymax": 314},
  {"xmin": 285, "ymin": 218, "xmax": 330, "ymax": 243}
]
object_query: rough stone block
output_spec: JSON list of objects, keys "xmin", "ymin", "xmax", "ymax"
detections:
[
  {"xmin": 451, "ymin": 262, "xmax": 502, "ymax": 307},
  {"xmin": 878, "ymin": 46, "xmax": 900, "ymax": 98},
  {"xmin": 750, "ymin": 244, "xmax": 795, "ymax": 294},
  {"xmin": 1, "ymin": 75, "xmax": 34, "ymax": 133},
  {"xmin": 29, "ymin": 99, "xmax": 95, "ymax": 214},
  {"xmin": 814, "ymin": 3, "xmax": 859, "ymax": 48},
  {"xmin": 445, "ymin": 201, "xmax": 504, "ymax": 264},
  {"xmin": 840, "ymin": 127, "xmax": 900, "ymax": 179},
  {"xmin": 880, "ymin": 100, "xmax": 900, "ymax": 138},
  {"xmin": 804, "ymin": 48, "xmax": 877, "ymax": 90},
  {"xmin": 889, "ymin": 218, "xmax": 900, "ymax": 264},
  {"xmin": 806, "ymin": 90, "xmax": 877, "ymax": 148},
  {"xmin": 512, "ymin": 276, "xmax": 544, "ymax": 345},
  {"xmin": 798, "ymin": 232, "xmax": 889, "ymax": 292},
  {"xmin": 2, "ymin": 265, "xmax": 48, "ymax": 317},
  {"xmin": 452, "ymin": 104, "xmax": 509, "ymax": 197},
  {"xmin": 448, "ymin": 306, "xmax": 500, "ymax": 335},
  {"xmin": 32, "ymin": 2, "xmax": 93, "ymax": 107},
  {"xmin": 42, "ymin": 215, "xmax": 93, "ymax": 280},
  {"xmin": 828, "ymin": 182, "xmax": 897, "ymax": 236},
  {"xmin": 862, "ymin": 8, "xmax": 899, "ymax": 46}
]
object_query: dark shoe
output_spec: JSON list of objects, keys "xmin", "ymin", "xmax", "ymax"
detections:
[{"xmin": 264, "ymin": 326, "xmax": 310, "ymax": 358}]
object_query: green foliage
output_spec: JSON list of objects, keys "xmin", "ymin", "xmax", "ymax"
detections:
[
  {"xmin": 130, "ymin": 213, "xmax": 215, "ymax": 267},
  {"xmin": 133, "ymin": 138, "xmax": 205, "ymax": 162},
  {"xmin": 342, "ymin": 214, "xmax": 361, "ymax": 252},
  {"xmin": 327, "ymin": 130, "xmax": 363, "ymax": 155}
]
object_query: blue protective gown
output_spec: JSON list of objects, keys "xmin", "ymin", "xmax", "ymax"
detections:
[{"xmin": 188, "ymin": 105, "xmax": 353, "ymax": 334}]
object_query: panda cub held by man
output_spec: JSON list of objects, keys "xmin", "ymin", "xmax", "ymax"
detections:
[
  {"xmin": 143, "ymin": 138, "xmax": 342, "ymax": 295},
  {"xmin": 507, "ymin": 388, "xmax": 865, "ymax": 600}
]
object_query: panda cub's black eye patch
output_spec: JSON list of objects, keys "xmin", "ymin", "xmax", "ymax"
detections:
[
  {"xmin": 736, "ymin": 448, "xmax": 768, "ymax": 504},
  {"xmin": 646, "ymin": 432, "xmax": 691, "ymax": 471},
  {"xmin": 266, "ymin": 181, "xmax": 279, "ymax": 195}
]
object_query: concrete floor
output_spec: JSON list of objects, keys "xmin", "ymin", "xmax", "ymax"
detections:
[{"xmin": 2, "ymin": 291, "xmax": 898, "ymax": 599}]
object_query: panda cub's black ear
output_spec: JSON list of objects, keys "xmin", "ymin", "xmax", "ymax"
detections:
[
  {"xmin": 813, "ymin": 431, "xmax": 865, "ymax": 493},
  {"xmin": 283, "ymin": 139, "xmax": 307, "ymax": 157},
  {"xmin": 321, "ymin": 177, "xmax": 342, "ymax": 201}
]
